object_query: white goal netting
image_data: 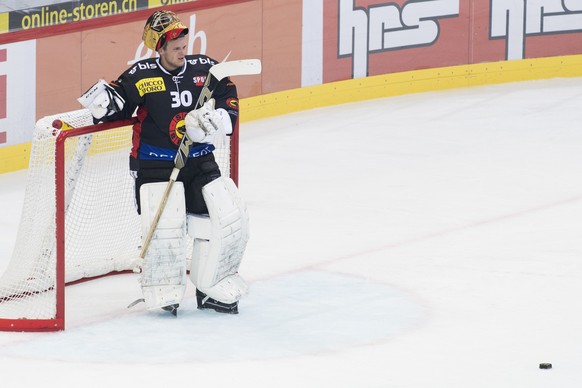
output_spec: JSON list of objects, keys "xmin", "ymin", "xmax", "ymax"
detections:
[{"xmin": 0, "ymin": 109, "xmax": 232, "ymax": 330}]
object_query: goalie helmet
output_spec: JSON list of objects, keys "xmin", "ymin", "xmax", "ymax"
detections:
[{"xmin": 142, "ymin": 10, "xmax": 189, "ymax": 51}]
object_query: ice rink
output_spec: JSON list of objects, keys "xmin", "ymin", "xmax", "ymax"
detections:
[{"xmin": 0, "ymin": 77, "xmax": 581, "ymax": 387}]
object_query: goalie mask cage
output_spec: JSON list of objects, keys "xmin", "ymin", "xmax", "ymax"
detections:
[{"xmin": 0, "ymin": 109, "xmax": 238, "ymax": 332}]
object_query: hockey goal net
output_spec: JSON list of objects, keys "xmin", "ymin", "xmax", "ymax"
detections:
[{"xmin": 0, "ymin": 109, "xmax": 237, "ymax": 332}]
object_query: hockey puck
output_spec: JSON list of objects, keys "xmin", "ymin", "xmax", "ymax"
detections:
[{"xmin": 539, "ymin": 363, "xmax": 552, "ymax": 369}]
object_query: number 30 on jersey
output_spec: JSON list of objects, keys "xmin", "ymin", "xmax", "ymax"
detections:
[{"xmin": 170, "ymin": 90, "xmax": 193, "ymax": 108}]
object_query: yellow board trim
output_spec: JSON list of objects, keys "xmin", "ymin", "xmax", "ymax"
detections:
[
  {"xmin": 239, "ymin": 54, "xmax": 582, "ymax": 122},
  {"xmin": 0, "ymin": 142, "xmax": 31, "ymax": 174},
  {"xmin": 2, "ymin": 54, "xmax": 582, "ymax": 174}
]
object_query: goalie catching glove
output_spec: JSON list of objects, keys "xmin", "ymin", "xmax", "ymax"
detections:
[
  {"xmin": 185, "ymin": 99, "xmax": 232, "ymax": 144},
  {"xmin": 77, "ymin": 79, "xmax": 125, "ymax": 120}
]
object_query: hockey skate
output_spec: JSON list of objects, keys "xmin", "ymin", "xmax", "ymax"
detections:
[
  {"xmin": 196, "ymin": 289, "xmax": 239, "ymax": 314},
  {"xmin": 161, "ymin": 303, "xmax": 179, "ymax": 317}
]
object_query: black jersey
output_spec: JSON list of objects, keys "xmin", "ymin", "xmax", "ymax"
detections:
[{"xmin": 105, "ymin": 54, "xmax": 239, "ymax": 171}]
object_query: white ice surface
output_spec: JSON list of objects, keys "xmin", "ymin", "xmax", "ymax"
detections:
[{"xmin": 0, "ymin": 78, "xmax": 581, "ymax": 387}]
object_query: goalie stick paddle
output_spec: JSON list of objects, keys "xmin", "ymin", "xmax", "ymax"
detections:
[{"xmin": 138, "ymin": 59, "xmax": 262, "ymax": 265}]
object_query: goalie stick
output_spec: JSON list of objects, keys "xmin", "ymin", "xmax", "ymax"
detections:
[{"xmin": 137, "ymin": 59, "xmax": 262, "ymax": 268}]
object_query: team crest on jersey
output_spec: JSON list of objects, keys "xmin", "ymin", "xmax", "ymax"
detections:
[
  {"xmin": 136, "ymin": 77, "xmax": 166, "ymax": 96},
  {"xmin": 193, "ymin": 76, "xmax": 206, "ymax": 86},
  {"xmin": 227, "ymin": 98, "xmax": 239, "ymax": 110},
  {"xmin": 169, "ymin": 112, "xmax": 187, "ymax": 146}
]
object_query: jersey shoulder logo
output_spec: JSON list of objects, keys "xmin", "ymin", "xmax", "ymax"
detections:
[
  {"xmin": 226, "ymin": 97, "xmax": 239, "ymax": 109},
  {"xmin": 135, "ymin": 77, "xmax": 166, "ymax": 96}
]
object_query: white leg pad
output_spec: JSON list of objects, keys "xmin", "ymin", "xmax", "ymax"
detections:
[
  {"xmin": 187, "ymin": 177, "xmax": 249, "ymax": 304},
  {"xmin": 140, "ymin": 181, "xmax": 187, "ymax": 310}
]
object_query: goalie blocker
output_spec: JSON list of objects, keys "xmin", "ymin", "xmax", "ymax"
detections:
[{"xmin": 138, "ymin": 177, "xmax": 249, "ymax": 314}]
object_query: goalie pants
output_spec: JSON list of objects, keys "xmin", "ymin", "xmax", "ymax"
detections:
[{"xmin": 134, "ymin": 152, "xmax": 221, "ymax": 215}]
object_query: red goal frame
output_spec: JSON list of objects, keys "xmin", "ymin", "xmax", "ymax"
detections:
[{"xmin": 0, "ymin": 118, "xmax": 239, "ymax": 331}]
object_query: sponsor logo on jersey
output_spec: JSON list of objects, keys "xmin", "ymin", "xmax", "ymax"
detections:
[
  {"xmin": 193, "ymin": 76, "xmax": 206, "ymax": 86},
  {"xmin": 190, "ymin": 144, "xmax": 215, "ymax": 158},
  {"xmin": 129, "ymin": 61, "xmax": 158, "ymax": 75},
  {"xmin": 186, "ymin": 57, "xmax": 216, "ymax": 66},
  {"xmin": 135, "ymin": 77, "xmax": 166, "ymax": 96},
  {"xmin": 139, "ymin": 142, "xmax": 215, "ymax": 161}
]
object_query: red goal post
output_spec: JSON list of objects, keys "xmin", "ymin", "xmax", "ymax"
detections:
[{"xmin": 0, "ymin": 109, "xmax": 238, "ymax": 331}]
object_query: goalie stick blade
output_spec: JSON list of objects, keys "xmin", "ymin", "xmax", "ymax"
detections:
[{"xmin": 209, "ymin": 59, "xmax": 262, "ymax": 81}]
